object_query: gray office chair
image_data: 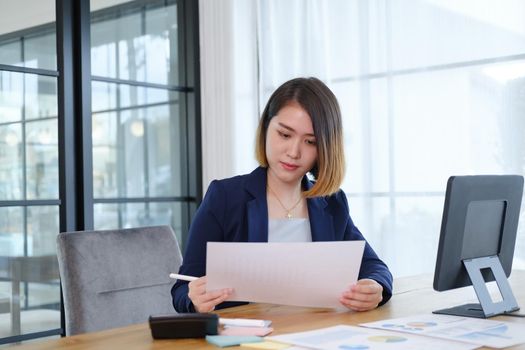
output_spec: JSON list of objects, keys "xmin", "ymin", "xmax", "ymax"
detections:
[{"xmin": 56, "ymin": 225, "xmax": 182, "ymax": 335}]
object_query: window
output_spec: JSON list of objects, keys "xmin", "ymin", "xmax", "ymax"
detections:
[
  {"xmin": 0, "ymin": 0, "xmax": 199, "ymax": 344},
  {"xmin": 90, "ymin": 0, "xmax": 197, "ymax": 246},
  {"xmin": 231, "ymin": 0, "xmax": 525, "ymax": 277},
  {"xmin": 0, "ymin": 0, "xmax": 60, "ymax": 342}
]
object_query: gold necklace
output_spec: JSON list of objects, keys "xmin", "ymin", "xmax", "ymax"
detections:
[{"xmin": 267, "ymin": 184, "xmax": 303, "ymax": 219}]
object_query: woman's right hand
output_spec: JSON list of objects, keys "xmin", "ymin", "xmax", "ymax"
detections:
[{"xmin": 188, "ymin": 276, "xmax": 234, "ymax": 313}]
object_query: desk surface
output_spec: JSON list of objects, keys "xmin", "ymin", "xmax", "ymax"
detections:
[{"xmin": 10, "ymin": 271, "xmax": 525, "ymax": 350}]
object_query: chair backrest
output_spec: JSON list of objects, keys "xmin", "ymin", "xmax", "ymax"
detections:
[{"xmin": 56, "ymin": 225, "xmax": 182, "ymax": 335}]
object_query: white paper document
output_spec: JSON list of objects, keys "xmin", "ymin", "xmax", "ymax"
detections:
[
  {"xmin": 268, "ymin": 325, "xmax": 479, "ymax": 350},
  {"xmin": 361, "ymin": 314, "xmax": 525, "ymax": 349},
  {"xmin": 206, "ymin": 241, "xmax": 365, "ymax": 308}
]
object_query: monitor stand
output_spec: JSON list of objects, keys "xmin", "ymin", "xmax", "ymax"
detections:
[{"xmin": 433, "ymin": 255, "xmax": 520, "ymax": 318}]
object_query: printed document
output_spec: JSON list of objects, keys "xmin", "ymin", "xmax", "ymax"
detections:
[
  {"xmin": 206, "ymin": 241, "xmax": 365, "ymax": 308},
  {"xmin": 268, "ymin": 324, "xmax": 478, "ymax": 350},
  {"xmin": 361, "ymin": 314, "xmax": 525, "ymax": 348}
]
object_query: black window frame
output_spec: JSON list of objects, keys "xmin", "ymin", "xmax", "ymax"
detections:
[{"xmin": 0, "ymin": 0, "xmax": 201, "ymax": 344}]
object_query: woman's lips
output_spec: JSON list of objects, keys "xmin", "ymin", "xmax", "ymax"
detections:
[{"xmin": 280, "ymin": 161, "xmax": 299, "ymax": 171}]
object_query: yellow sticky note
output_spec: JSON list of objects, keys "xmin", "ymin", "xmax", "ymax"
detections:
[{"xmin": 240, "ymin": 341, "xmax": 291, "ymax": 349}]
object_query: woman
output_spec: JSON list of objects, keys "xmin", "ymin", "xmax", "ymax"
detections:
[{"xmin": 172, "ymin": 77, "xmax": 393, "ymax": 313}]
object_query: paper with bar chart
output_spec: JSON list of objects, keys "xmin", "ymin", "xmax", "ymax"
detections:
[
  {"xmin": 267, "ymin": 325, "xmax": 478, "ymax": 350},
  {"xmin": 361, "ymin": 314, "xmax": 525, "ymax": 348}
]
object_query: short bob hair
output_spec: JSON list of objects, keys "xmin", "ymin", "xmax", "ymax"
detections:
[{"xmin": 255, "ymin": 77, "xmax": 345, "ymax": 197}]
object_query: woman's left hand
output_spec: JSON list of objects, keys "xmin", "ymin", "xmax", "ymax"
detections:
[{"xmin": 339, "ymin": 278, "xmax": 383, "ymax": 311}]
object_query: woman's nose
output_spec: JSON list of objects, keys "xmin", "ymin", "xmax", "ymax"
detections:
[{"xmin": 287, "ymin": 139, "xmax": 301, "ymax": 159}]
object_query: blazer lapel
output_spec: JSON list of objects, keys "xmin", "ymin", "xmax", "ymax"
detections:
[
  {"xmin": 247, "ymin": 199, "xmax": 268, "ymax": 242},
  {"xmin": 245, "ymin": 167, "xmax": 269, "ymax": 242},
  {"xmin": 306, "ymin": 185, "xmax": 335, "ymax": 242}
]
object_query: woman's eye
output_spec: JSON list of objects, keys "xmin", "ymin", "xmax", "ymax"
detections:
[
  {"xmin": 278, "ymin": 131, "xmax": 290, "ymax": 138},
  {"xmin": 306, "ymin": 139, "xmax": 317, "ymax": 145}
]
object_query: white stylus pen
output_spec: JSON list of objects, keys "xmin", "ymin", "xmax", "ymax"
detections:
[
  {"xmin": 169, "ymin": 273, "xmax": 198, "ymax": 282},
  {"xmin": 168, "ymin": 274, "xmax": 271, "ymax": 327}
]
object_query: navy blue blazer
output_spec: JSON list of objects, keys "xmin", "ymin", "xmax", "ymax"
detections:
[{"xmin": 171, "ymin": 167, "xmax": 393, "ymax": 312}]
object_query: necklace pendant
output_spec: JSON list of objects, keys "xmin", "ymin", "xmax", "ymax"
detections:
[{"xmin": 286, "ymin": 212, "xmax": 292, "ymax": 219}]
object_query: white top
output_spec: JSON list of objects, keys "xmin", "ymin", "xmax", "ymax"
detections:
[{"xmin": 268, "ymin": 218, "xmax": 312, "ymax": 242}]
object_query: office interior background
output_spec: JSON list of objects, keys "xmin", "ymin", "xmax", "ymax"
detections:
[{"xmin": 0, "ymin": 0, "xmax": 524, "ymax": 345}]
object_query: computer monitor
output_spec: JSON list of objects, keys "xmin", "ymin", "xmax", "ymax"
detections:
[{"xmin": 433, "ymin": 175, "xmax": 523, "ymax": 318}]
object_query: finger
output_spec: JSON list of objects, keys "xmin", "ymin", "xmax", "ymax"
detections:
[
  {"xmin": 340, "ymin": 297, "xmax": 379, "ymax": 312},
  {"xmin": 188, "ymin": 276, "xmax": 209, "ymax": 296},
  {"xmin": 341, "ymin": 288, "xmax": 383, "ymax": 308},
  {"xmin": 196, "ymin": 290, "xmax": 232, "ymax": 312},
  {"xmin": 351, "ymin": 283, "xmax": 383, "ymax": 295},
  {"xmin": 203, "ymin": 291, "xmax": 232, "ymax": 308},
  {"xmin": 202, "ymin": 288, "xmax": 233, "ymax": 301},
  {"xmin": 339, "ymin": 297, "xmax": 368, "ymax": 311},
  {"xmin": 190, "ymin": 276, "xmax": 207, "ymax": 288},
  {"xmin": 343, "ymin": 290, "xmax": 382, "ymax": 303},
  {"xmin": 188, "ymin": 284, "xmax": 207, "ymax": 299},
  {"xmin": 342, "ymin": 293, "xmax": 382, "ymax": 306},
  {"xmin": 193, "ymin": 288, "xmax": 233, "ymax": 306},
  {"xmin": 345, "ymin": 280, "xmax": 378, "ymax": 293}
]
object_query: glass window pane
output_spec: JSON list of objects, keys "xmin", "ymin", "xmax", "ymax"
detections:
[
  {"xmin": 349, "ymin": 195, "xmax": 444, "ymax": 277},
  {"xmin": 149, "ymin": 202, "xmax": 183, "ymax": 244},
  {"xmin": 0, "ymin": 0, "xmax": 56, "ymax": 70},
  {"xmin": 90, "ymin": 18, "xmax": 118, "ymax": 78},
  {"xmin": 26, "ymin": 281, "xmax": 61, "ymax": 326},
  {"xmin": 390, "ymin": 197, "xmax": 444, "ymax": 277},
  {"xmin": 0, "ymin": 71, "xmax": 24, "ymax": 123},
  {"xmin": 25, "ymin": 75, "xmax": 58, "ymax": 120},
  {"xmin": 0, "ymin": 207, "xmax": 24, "ymax": 257},
  {"xmin": 92, "ymin": 81, "xmax": 117, "ymax": 113},
  {"xmin": 0, "ymin": 254, "xmax": 60, "ymax": 337},
  {"xmin": 2, "ymin": 254, "xmax": 60, "ymax": 337},
  {"xmin": 24, "ymin": 32, "xmax": 57, "ymax": 71},
  {"xmin": 120, "ymin": 109, "xmax": 145, "ymax": 198},
  {"xmin": 93, "ymin": 202, "xmax": 184, "ymax": 243},
  {"xmin": 25, "ymin": 206, "xmax": 60, "ymax": 332},
  {"xmin": 27, "ymin": 206, "xmax": 59, "ymax": 256},
  {"xmin": 93, "ymin": 112, "xmax": 118, "ymax": 198},
  {"xmin": 90, "ymin": 1, "xmax": 179, "ymax": 85},
  {"xmin": 392, "ymin": 60, "xmax": 525, "ymax": 192},
  {"xmin": 144, "ymin": 4, "xmax": 178, "ymax": 85},
  {"xmin": 0, "ymin": 123, "xmax": 23, "ymax": 200},
  {"xmin": 93, "ymin": 203, "xmax": 119, "ymax": 230},
  {"xmin": 91, "ymin": 12, "xmax": 141, "ymax": 80},
  {"xmin": 92, "ymin": 84, "xmax": 183, "ymax": 198},
  {"xmin": 122, "ymin": 203, "xmax": 181, "ymax": 227},
  {"xmin": 0, "ymin": 40, "xmax": 22, "ymax": 66},
  {"xmin": 343, "ymin": 196, "xmax": 392, "ymax": 264},
  {"xmin": 147, "ymin": 104, "xmax": 182, "ymax": 197},
  {"xmin": 0, "ymin": 72, "xmax": 58, "ymax": 124},
  {"xmin": 26, "ymin": 119, "xmax": 59, "ymax": 200},
  {"xmin": 390, "ymin": 1, "xmax": 525, "ymax": 71},
  {"xmin": 325, "ymin": 1, "xmax": 360, "ymax": 79}
]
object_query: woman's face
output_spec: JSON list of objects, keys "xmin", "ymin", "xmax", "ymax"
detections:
[{"xmin": 265, "ymin": 101, "xmax": 318, "ymax": 185}]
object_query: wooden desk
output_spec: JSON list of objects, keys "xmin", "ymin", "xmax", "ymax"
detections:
[{"xmin": 9, "ymin": 271, "xmax": 525, "ymax": 349}]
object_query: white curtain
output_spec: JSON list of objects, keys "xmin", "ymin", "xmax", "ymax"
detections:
[{"xmin": 200, "ymin": 0, "xmax": 525, "ymax": 277}]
